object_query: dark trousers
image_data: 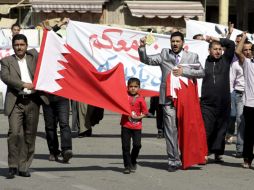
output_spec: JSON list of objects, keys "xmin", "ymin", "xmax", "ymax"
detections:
[
  {"xmin": 149, "ymin": 97, "xmax": 164, "ymax": 133},
  {"xmin": 42, "ymin": 97, "xmax": 72, "ymax": 155},
  {"xmin": 156, "ymin": 104, "xmax": 163, "ymax": 132},
  {"xmin": 243, "ymin": 106, "xmax": 254, "ymax": 161},
  {"xmin": 71, "ymin": 100, "xmax": 79, "ymax": 132},
  {"xmin": 149, "ymin": 96, "xmax": 157, "ymax": 115},
  {"xmin": 121, "ymin": 127, "xmax": 142, "ymax": 168},
  {"xmin": 201, "ymin": 104, "xmax": 230, "ymax": 155}
]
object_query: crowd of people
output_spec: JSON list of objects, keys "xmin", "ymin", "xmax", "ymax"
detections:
[{"xmin": 0, "ymin": 19, "xmax": 253, "ymax": 179}]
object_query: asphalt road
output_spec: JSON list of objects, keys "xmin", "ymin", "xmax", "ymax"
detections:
[{"xmin": 0, "ymin": 111, "xmax": 253, "ymax": 190}]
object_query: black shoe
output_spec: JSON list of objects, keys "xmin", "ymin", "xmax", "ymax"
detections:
[
  {"xmin": 214, "ymin": 154, "xmax": 224, "ymax": 163},
  {"xmin": 78, "ymin": 129, "xmax": 92, "ymax": 138},
  {"xmin": 62, "ymin": 150, "xmax": 73, "ymax": 163},
  {"xmin": 168, "ymin": 165, "xmax": 178, "ymax": 172},
  {"xmin": 7, "ymin": 168, "xmax": 17, "ymax": 179},
  {"xmin": 18, "ymin": 171, "xmax": 31, "ymax": 177},
  {"xmin": 123, "ymin": 167, "xmax": 131, "ymax": 174},
  {"xmin": 236, "ymin": 152, "xmax": 243, "ymax": 158},
  {"xmin": 130, "ymin": 164, "xmax": 137, "ymax": 172},
  {"xmin": 157, "ymin": 132, "xmax": 164, "ymax": 139}
]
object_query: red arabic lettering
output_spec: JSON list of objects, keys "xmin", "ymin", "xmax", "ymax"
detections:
[{"xmin": 89, "ymin": 28, "xmax": 140, "ymax": 60}]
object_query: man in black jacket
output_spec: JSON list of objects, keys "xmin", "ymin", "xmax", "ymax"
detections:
[{"xmin": 201, "ymin": 36, "xmax": 235, "ymax": 162}]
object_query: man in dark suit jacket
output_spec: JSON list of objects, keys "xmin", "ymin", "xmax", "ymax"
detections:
[
  {"xmin": 138, "ymin": 31, "xmax": 205, "ymax": 172},
  {"xmin": 0, "ymin": 34, "xmax": 48, "ymax": 178}
]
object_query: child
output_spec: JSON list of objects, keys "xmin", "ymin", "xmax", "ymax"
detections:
[{"xmin": 120, "ymin": 77, "xmax": 148, "ymax": 174}]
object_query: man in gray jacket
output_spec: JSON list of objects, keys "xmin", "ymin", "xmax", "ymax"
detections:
[
  {"xmin": 138, "ymin": 31, "xmax": 205, "ymax": 171},
  {"xmin": 0, "ymin": 34, "xmax": 48, "ymax": 178}
]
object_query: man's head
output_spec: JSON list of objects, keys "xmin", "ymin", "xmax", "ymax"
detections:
[
  {"xmin": 11, "ymin": 23, "xmax": 21, "ymax": 37},
  {"xmin": 12, "ymin": 34, "xmax": 28, "ymax": 59},
  {"xmin": 170, "ymin": 31, "xmax": 184, "ymax": 54},
  {"xmin": 208, "ymin": 41, "xmax": 223, "ymax": 59},
  {"xmin": 242, "ymin": 41, "xmax": 253, "ymax": 59},
  {"xmin": 235, "ymin": 34, "xmax": 243, "ymax": 45},
  {"xmin": 193, "ymin": 34, "xmax": 205, "ymax": 40}
]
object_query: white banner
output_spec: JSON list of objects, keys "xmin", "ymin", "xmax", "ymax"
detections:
[
  {"xmin": 66, "ymin": 20, "xmax": 208, "ymax": 93},
  {"xmin": 0, "ymin": 48, "xmax": 13, "ymax": 109},
  {"xmin": 0, "ymin": 29, "xmax": 10, "ymax": 48},
  {"xmin": 186, "ymin": 19, "xmax": 254, "ymax": 43},
  {"xmin": 0, "ymin": 29, "xmax": 41, "ymax": 49}
]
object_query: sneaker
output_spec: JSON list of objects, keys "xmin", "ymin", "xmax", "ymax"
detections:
[
  {"xmin": 226, "ymin": 136, "xmax": 235, "ymax": 144},
  {"xmin": 123, "ymin": 167, "xmax": 131, "ymax": 174},
  {"xmin": 130, "ymin": 164, "xmax": 137, "ymax": 172},
  {"xmin": 242, "ymin": 158, "xmax": 252, "ymax": 169},
  {"xmin": 62, "ymin": 150, "xmax": 73, "ymax": 163},
  {"xmin": 242, "ymin": 162, "xmax": 251, "ymax": 169},
  {"xmin": 48, "ymin": 154, "xmax": 58, "ymax": 161}
]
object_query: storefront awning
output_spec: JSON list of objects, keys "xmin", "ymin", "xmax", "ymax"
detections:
[
  {"xmin": 0, "ymin": 0, "xmax": 30, "ymax": 15},
  {"xmin": 29, "ymin": 0, "xmax": 109, "ymax": 13},
  {"xmin": 125, "ymin": 1, "xmax": 205, "ymax": 19}
]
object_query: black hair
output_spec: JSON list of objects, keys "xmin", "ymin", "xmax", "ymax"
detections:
[
  {"xmin": 209, "ymin": 41, "xmax": 222, "ymax": 49},
  {"xmin": 244, "ymin": 40, "xmax": 253, "ymax": 46},
  {"xmin": 11, "ymin": 23, "xmax": 21, "ymax": 30},
  {"xmin": 12, "ymin": 34, "xmax": 28, "ymax": 46},
  {"xmin": 193, "ymin": 34, "xmax": 203, "ymax": 39},
  {"xmin": 236, "ymin": 34, "xmax": 243, "ymax": 38},
  {"xmin": 170, "ymin": 31, "xmax": 184, "ymax": 41},
  {"xmin": 244, "ymin": 41, "xmax": 254, "ymax": 51},
  {"xmin": 127, "ymin": 77, "xmax": 140, "ymax": 87},
  {"xmin": 147, "ymin": 28, "xmax": 153, "ymax": 33}
]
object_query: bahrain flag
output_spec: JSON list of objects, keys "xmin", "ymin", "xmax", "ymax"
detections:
[{"xmin": 33, "ymin": 30, "xmax": 131, "ymax": 115}]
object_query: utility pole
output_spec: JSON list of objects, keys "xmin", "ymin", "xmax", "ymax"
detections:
[{"xmin": 219, "ymin": 0, "xmax": 229, "ymax": 25}]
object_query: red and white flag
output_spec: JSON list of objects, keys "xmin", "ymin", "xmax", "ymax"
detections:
[
  {"xmin": 33, "ymin": 30, "xmax": 131, "ymax": 115},
  {"xmin": 166, "ymin": 74, "xmax": 208, "ymax": 169}
]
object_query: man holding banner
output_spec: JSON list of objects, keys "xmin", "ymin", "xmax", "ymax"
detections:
[{"xmin": 138, "ymin": 31, "xmax": 205, "ymax": 171}]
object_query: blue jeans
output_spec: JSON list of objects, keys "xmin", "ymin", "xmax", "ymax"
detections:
[
  {"xmin": 42, "ymin": 96, "xmax": 72, "ymax": 155},
  {"xmin": 228, "ymin": 91, "xmax": 245, "ymax": 153}
]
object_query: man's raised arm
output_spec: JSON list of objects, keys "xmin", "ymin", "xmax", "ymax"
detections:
[
  {"xmin": 138, "ymin": 37, "xmax": 162, "ymax": 65},
  {"xmin": 235, "ymin": 32, "xmax": 248, "ymax": 65}
]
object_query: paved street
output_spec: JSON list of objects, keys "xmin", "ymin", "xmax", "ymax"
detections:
[{"xmin": 0, "ymin": 111, "xmax": 253, "ymax": 190}]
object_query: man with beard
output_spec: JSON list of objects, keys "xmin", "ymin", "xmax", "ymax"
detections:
[
  {"xmin": 138, "ymin": 31, "xmax": 205, "ymax": 171},
  {"xmin": 201, "ymin": 36, "xmax": 235, "ymax": 162}
]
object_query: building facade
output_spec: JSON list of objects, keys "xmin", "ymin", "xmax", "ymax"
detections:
[{"xmin": 0, "ymin": 0, "xmax": 253, "ymax": 32}]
